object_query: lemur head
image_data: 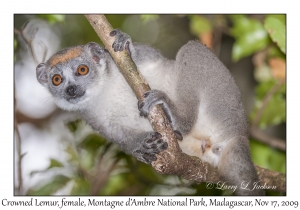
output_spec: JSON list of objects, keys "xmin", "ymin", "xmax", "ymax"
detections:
[{"xmin": 36, "ymin": 42, "xmax": 108, "ymax": 111}]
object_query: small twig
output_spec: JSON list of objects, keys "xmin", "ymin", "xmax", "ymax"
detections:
[{"xmin": 250, "ymin": 127, "xmax": 286, "ymax": 151}]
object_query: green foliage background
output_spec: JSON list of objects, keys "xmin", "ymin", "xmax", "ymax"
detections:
[{"xmin": 14, "ymin": 14, "xmax": 286, "ymax": 196}]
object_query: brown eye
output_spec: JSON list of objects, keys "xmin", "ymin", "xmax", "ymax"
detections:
[
  {"xmin": 52, "ymin": 74, "xmax": 62, "ymax": 86},
  {"xmin": 77, "ymin": 65, "xmax": 89, "ymax": 75}
]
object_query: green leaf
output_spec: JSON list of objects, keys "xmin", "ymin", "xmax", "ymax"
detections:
[
  {"xmin": 230, "ymin": 15, "xmax": 270, "ymax": 61},
  {"xmin": 268, "ymin": 46, "xmax": 286, "ymax": 60},
  {"xmin": 38, "ymin": 15, "xmax": 65, "ymax": 24},
  {"xmin": 255, "ymin": 80, "xmax": 276, "ymax": 100},
  {"xmin": 252, "ymin": 80, "xmax": 286, "ymax": 128},
  {"xmin": 100, "ymin": 173, "xmax": 132, "ymax": 195},
  {"xmin": 268, "ymin": 147, "xmax": 286, "ymax": 173},
  {"xmin": 79, "ymin": 150, "xmax": 95, "ymax": 169},
  {"xmin": 255, "ymin": 79, "xmax": 285, "ymax": 100},
  {"xmin": 265, "ymin": 14, "xmax": 286, "ymax": 24},
  {"xmin": 250, "ymin": 140, "xmax": 285, "ymax": 173},
  {"xmin": 250, "ymin": 140, "xmax": 270, "ymax": 167},
  {"xmin": 30, "ymin": 158, "xmax": 64, "ymax": 176},
  {"xmin": 66, "ymin": 119, "xmax": 81, "ymax": 133},
  {"xmin": 48, "ymin": 158, "xmax": 64, "ymax": 168},
  {"xmin": 264, "ymin": 16, "xmax": 286, "ymax": 54},
  {"xmin": 79, "ymin": 133, "xmax": 107, "ymax": 152},
  {"xmin": 65, "ymin": 144, "xmax": 78, "ymax": 163},
  {"xmin": 70, "ymin": 177, "xmax": 91, "ymax": 195},
  {"xmin": 79, "ymin": 133, "xmax": 107, "ymax": 169},
  {"xmin": 189, "ymin": 15, "xmax": 212, "ymax": 36},
  {"xmin": 27, "ymin": 175, "xmax": 70, "ymax": 195},
  {"xmin": 258, "ymin": 95, "xmax": 285, "ymax": 128}
]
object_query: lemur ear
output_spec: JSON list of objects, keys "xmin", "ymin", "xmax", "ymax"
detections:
[
  {"xmin": 36, "ymin": 63, "xmax": 48, "ymax": 86},
  {"xmin": 84, "ymin": 42, "xmax": 104, "ymax": 64}
]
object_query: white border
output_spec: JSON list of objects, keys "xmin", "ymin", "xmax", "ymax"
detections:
[{"xmin": 2, "ymin": 0, "xmax": 299, "ymax": 209}]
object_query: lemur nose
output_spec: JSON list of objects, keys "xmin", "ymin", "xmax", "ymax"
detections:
[{"xmin": 66, "ymin": 85, "xmax": 77, "ymax": 97}]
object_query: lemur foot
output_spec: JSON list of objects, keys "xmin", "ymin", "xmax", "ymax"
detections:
[
  {"xmin": 138, "ymin": 89, "xmax": 166, "ymax": 117},
  {"xmin": 138, "ymin": 90, "xmax": 183, "ymax": 141},
  {"xmin": 110, "ymin": 29, "xmax": 131, "ymax": 55},
  {"xmin": 133, "ymin": 132, "xmax": 168, "ymax": 164}
]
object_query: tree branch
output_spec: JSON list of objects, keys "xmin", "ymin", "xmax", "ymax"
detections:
[
  {"xmin": 84, "ymin": 14, "xmax": 285, "ymax": 193},
  {"xmin": 14, "ymin": 87, "xmax": 24, "ymax": 195},
  {"xmin": 256, "ymin": 165, "xmax": 286, "ymax": 193}
]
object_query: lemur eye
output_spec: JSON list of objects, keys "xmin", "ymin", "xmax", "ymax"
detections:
[
  {"xmin": 52, "ymin": 74, "xmax": 62, "ymax": 86},
  {"xmin": 77, "ymin": 65, "xmax": 89, "ymax": 75}
]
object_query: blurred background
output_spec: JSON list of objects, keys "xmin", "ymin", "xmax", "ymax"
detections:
[{"xmin": 14, "ymin": 14, "xmax": 286, "ymax": 196}]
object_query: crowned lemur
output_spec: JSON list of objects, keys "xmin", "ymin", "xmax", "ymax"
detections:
[{"xmin": 36, "ymin": 28, "xmax": 264, "ymax": 195}]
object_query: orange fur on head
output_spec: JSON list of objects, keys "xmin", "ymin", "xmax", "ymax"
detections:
[{"xmin": 49, "ymin": 46, "xmax": 83, "ymax": 67}]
